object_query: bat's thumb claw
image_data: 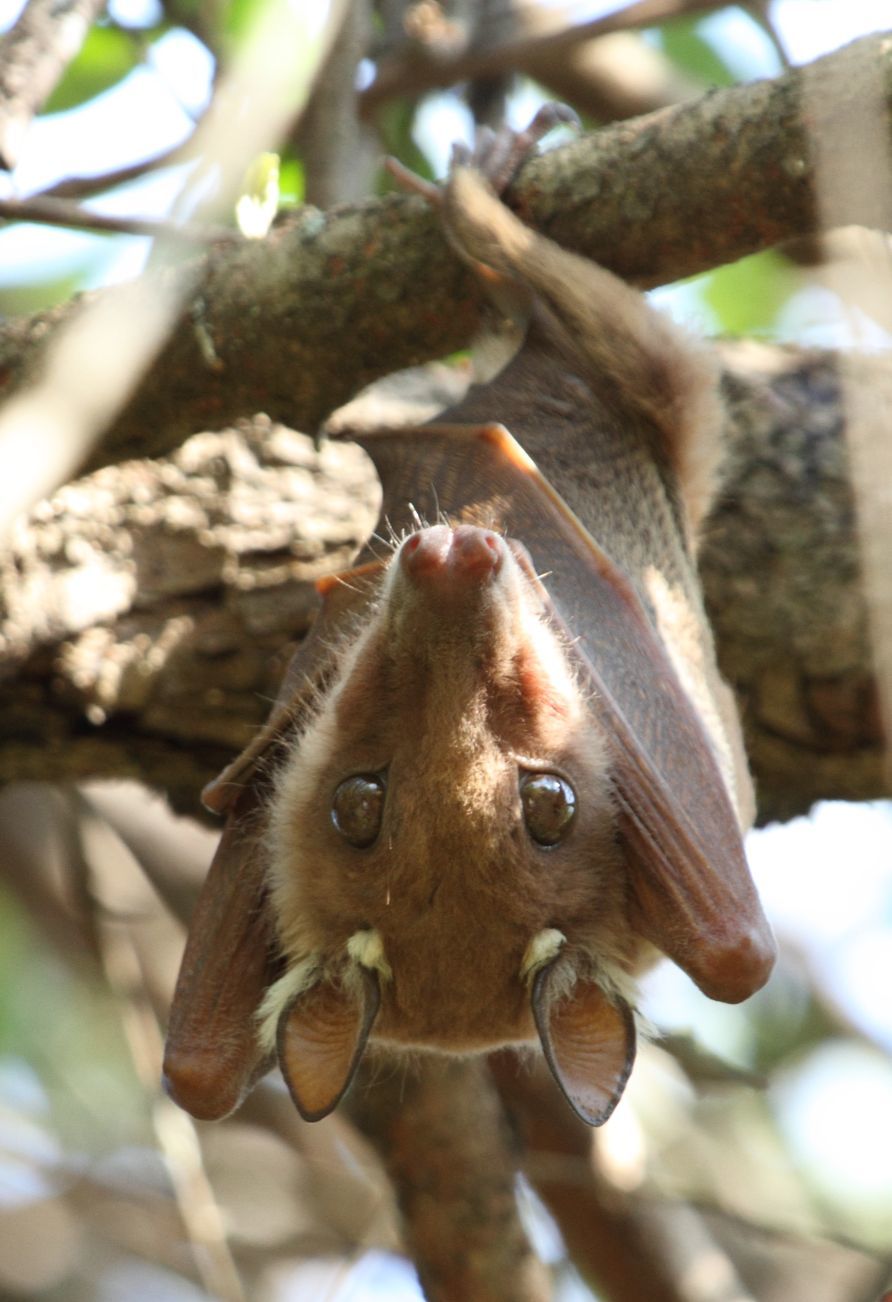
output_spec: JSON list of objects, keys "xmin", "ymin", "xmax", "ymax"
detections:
[
  {"xmin": 450, "ymin": 141, "xmax": 473, "ymax": 169},
  {"xmin": 527, "ymin": 102, "xmax": 581, "ymax": 140},
  {"xmin": 384, "ymin": 156, "xmax": 442, "ymax": 205}
]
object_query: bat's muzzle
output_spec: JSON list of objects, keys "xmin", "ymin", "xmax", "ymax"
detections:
[{"xmin": 400, "ymin": 525, "xmax": 504, "ymax": 590}]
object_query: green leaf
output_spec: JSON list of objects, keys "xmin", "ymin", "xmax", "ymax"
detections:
[
  {"xmin": 44, "ymin": 25, "xmax": 141, "ymax": 114},
  {"xmin": 222, "ymin": 0, "xmax": 264, "ymax": 47},
  {"xmin": 278, "ymin": 155, "xmax": 305, "ymax": 206},
  {"xmin": 655, "ymin": 15, "xmax": 737, "ymax": 89},
  {"xmin": 0, "ymin": 266, "xmax": 90, "ymax": 314},
  {"xmin": 700, "ymin": 248, "xmax": 798, "ymax": 336},
  {"xmin": 235, "ymin": 151, "xmax": 280, "ymax": 237}
]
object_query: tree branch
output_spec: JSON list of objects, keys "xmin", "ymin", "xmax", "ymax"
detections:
[
  {"xmin": 491, "ymin": 1053, "xmax": 743, "ymax": 1302},
  {"xmin": 0, "ymin": 193, "xmax": 233, "ymax": 241},
  {"xmin": 361, "ymin": 0, "xmax": 728, "ymax": 110},
  {"xmin": 0, "ymin": 0, "xmax": 108, "ymax": 169},
  {"xmin": 1, "ymin": 33, "xmax": 890, "ymax": 479},
  {"xmin": 0, "ymin": 346, "xmax": 885, "ymax": 822},
  {"xmin": 39, "ymin": 140, "xmax": 192, "ymax": 201}
]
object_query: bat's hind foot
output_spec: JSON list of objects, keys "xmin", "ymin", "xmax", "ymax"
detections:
[
  {"xmin": 385, "ymin": 102, "xmax": 578, "ymax": 205},
  {"xmin": 452, "ymin": 104, "xmax": 579, "ymax": 196}
]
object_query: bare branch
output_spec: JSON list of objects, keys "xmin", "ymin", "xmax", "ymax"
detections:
[
  {"xmin": 491, "ymin": 1053, "xmax": 751, "ymax": 1302},
  {"xmin": 0, "ymin": 0, "xmax": 353, "ymax": 538},
  {"xmin": 292, "ymin": 0, "xmax": 376, "ymax": 206},
  {"xmin": 362, "ymin": 0, "xmax": 731, "ymax": 110},
  {"xmin": 40, "ymin": 139, "xmax": 195, "ymax": 201},
  {"xmin": 0, "ymin": 193, "xmax": 234, "ymax": 241},
  {"xmin": 0, "ymin": 0, "xmax": 108, "ymax": 169}
]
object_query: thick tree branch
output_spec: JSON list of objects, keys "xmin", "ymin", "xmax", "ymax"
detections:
[
  {"xmin": 708, "ymin": 341, "xmax": 883, "ymax": 822},
  {"xmin": 0, "ymin": 346, "xmax": 884, "ymax": 823},
  {"xmin": 1, "ymin": 33, "xmax": 891, "ymax": 479}
]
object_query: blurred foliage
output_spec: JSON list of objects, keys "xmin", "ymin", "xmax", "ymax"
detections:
[
  {"xmin": 43, "ymin": 25, "xmax": 145, "ymax": 114},
  {"xmin": 276, "ymin": 153, "xmax": 304, "ymax": 206},
  {"xmin": 0, "ymin": 889, "xmax": 144, "ymax": 1148},
  {"xmin": 654, "ymin": 13, "xmax": 739, "ymax": 87},
  {"xmin": 0, "ymin": 255, "xmax": 107, "ymax": 314},
  {"xmin": 700, "ymin": 248, "xmax": 801, "ymax": 336}
]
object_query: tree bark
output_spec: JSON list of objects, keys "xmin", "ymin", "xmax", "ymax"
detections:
[
  {"xmin": 0, "ymin": 344, "xmax": 884, "ymax": 822},
  {"xmin": 0, "ymin": 0, "xmax": 108, "ymax": 169}
]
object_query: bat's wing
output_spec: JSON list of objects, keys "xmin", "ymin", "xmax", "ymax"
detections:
[
  {"xmin": 164, "ymin": 564, "xmax": 384, "ymax": 1120},
  {"xmin": 163, "ymin": 783, "xmax": 279, "ymax": 1118},
  {"xmin": 349, "ymin": 421, "xmax": 775, "ymax": 1005}
]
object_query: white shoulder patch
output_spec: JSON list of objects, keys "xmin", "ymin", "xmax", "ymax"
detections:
[
  {"xmin": 520, "ymin": 928, "xmax": 566, "ymax": 983},
  {"xmin": 346, "ymin": 928, "xmax": 392, "ymax": 981}
]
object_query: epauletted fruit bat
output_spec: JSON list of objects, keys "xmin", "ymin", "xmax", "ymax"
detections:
[{"xmin": 164, "ymin": 112, "xmax": 775, "ymax": 1130}]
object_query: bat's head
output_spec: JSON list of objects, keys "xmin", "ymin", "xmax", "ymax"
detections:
[{"xmin": 260, "ymin": 525, "xmax": 637, "ymax": 1125}]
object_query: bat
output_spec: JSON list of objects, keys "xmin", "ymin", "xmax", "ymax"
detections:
[{"xmin": 164, "ymin": 114, "xmax": 775, "ymax": 1129}]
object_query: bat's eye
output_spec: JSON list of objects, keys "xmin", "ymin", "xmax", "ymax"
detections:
[
  {"xmin": 332, "ymin": 775, "xmax": 385, "ymax": 847},
  {"xmin": 520, "ymin": 772, "xmax": 576, "ymax": 847}
]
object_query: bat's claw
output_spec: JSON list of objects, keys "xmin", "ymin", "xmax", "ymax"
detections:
[
  {"xmin": 464, "ymin": 102, "xmax": 579, "ymax": 196},
  {"xmin": 384, "ymin": 155, "xmax": 443, "ymax": 206},
  {"xmin": 385, "ymin": 102, "xmax": 579, "ymax": 208}
]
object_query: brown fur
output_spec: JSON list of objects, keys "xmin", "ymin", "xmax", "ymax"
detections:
[{"xmin": 267, "ymin": 534, "xmax": 632, "ymax": 1054}]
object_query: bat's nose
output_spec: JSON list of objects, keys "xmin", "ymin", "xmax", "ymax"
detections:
[{"xmin": 400, "ymin": 524, "xmax": 504, "ymax": 587}]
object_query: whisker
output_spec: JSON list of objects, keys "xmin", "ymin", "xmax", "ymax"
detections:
[
  {"xmin": 330, "ymin": 575, "xmax": 365, "ymax": 594},
  {"xmin": 369, "ymin": 529, "xmax": 398, "ymax": 556}
]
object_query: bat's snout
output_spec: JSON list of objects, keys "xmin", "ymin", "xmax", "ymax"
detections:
[{"xmin": 400, "ymin": 525, "xmax": 504, "ymax": 590}]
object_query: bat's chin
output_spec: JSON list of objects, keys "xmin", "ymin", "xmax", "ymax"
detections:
[{"xmin": 374, "ymin": 996, "xmax": 538, "ymax": 1055}]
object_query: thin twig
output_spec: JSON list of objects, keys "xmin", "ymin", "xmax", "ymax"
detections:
[
  {"xmin": 0, "ymin": 193, "xmax": 235, "ymax": 242},
  {"xmin": 40, "ymin": 140, "xmax": 196, "ymax": 201},
  {"xmin": 64, "ymin": 788, "xmax": 247, "ymax": 1302},
  {"xmin": 741, "ymin": 1, "xmax": 793, "ymax": 72},
  {"xmin": 362, "ymin": 0, "xmax": 730, "ymax": 109}
]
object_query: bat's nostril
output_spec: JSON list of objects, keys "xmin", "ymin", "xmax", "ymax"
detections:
[
  {"xmin": 451, "ymin": 525, "xmax": 504, "ymax": 577},
  {"xmin": 401, "ymin": 525, "xmax": 503, "ymax": 586},
  {"xmin": 400, "ymin": 526, "xmax": 452, "ymax": 578}
]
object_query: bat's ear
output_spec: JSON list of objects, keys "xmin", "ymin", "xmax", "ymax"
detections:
[
  {"xmin": 531, "ymin": 962, "xmax": 636, "ymax": 1126},
  {"xmin": 276, "ymin": 969, "xmax": 380, "ymax": 1122}
]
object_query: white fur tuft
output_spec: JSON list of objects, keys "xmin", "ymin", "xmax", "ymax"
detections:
[
  {"xmin": 346, "ymin": 928, "xmax": 392, "ymax": 981},
  {"xmin": 256, "ymin": 956, "xmax": 320, "ymax": 1055},
  {"xmin": 520, "ymin": 928, "xmax": 566, "ymax": 984}
]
